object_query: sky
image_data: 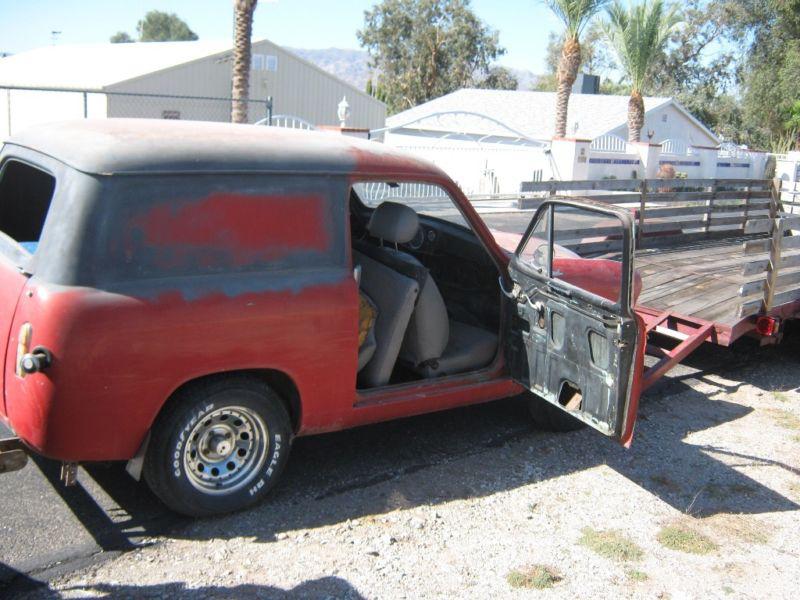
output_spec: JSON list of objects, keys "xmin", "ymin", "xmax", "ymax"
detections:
[{"xmin": 0, "ymin": 0, "xmax": 562, "ymax": 72}]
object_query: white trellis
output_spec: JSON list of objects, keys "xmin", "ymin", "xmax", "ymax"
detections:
[
  {"xmin": 590, "ymin": 133, "xmax": 628, "ymax": 153},
  {"xmin": 661, "ymin": 138, "xmax": 692, "ymax": 156},
  {"xmin": 254, "ymin": 114, "xmax": 315, "ymax": 130},
  {"xmin": 375, "ymin": 111, "xmax": 554, "ymax": 196}
]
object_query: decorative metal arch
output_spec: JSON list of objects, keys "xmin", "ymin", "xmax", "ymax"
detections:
[
  {"xmin": 254, "ymin": 114, "xmax": 315, "ymax": 130},
  {"xmin": 371, "ymin": 110, "xmax": 549, "ymax": 148}
]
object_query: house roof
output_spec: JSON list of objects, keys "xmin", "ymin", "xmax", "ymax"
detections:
[
  {"xmin": 5, "ymin": 118, "xmax": 442, "ymax": 178},
  {"xmin": 0, "ymin": 40, "xmax": 379, "ymax": 103},
  {"xmin": 385, "ymin": 89, "xmax": 718, "ymax": 144}
]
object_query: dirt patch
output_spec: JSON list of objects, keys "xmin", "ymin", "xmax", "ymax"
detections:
[
  {"xmin": 506, "ymin": 565, "xmax": 562, "ymax": 590},
  {"xmin": 703, "ymin": 514, "xmax": 769, "ymax": 545}
]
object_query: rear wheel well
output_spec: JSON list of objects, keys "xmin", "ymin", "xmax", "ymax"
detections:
[{"xmin": 161, "ymin": 369, "xmax": 301, "ymax": 433}]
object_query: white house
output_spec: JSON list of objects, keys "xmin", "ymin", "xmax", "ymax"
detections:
[
  {"xmin": 380, "ymin": 89, "xmax": 727, "ymax": 193},
  {"xmin": 0, "ymin": 40, "xmax": 386, "ymax": 138}
]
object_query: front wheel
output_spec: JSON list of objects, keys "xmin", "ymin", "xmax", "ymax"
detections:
[{"xmin": 143, "ymin": 377, "xmax": 292, "ymax": 517}]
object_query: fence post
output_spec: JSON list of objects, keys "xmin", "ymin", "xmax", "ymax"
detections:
[
  {"xmin": 637, "ymin": 179, "xmax": 647, "ymax": 248},
  {"xmin": 763, "ymin": 178, "xmax": 784, "ymax": 312},
  {"xmin": 82, "ymin": 91, "xmax": 88, "ymax": 118}
]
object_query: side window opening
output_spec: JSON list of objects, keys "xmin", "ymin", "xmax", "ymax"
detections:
[
  {"xmin": 349, "ymin": 180, "xmax": 501, "ymax": 390},
  {"xmin": 518, "ymin": 204, "xmax": 628, "ymax": 307},
  {"xmin": 0, "ymin": 160, "xmax": 56, "ymax": 254}
]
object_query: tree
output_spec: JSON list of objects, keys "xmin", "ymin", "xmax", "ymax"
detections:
[
  {"xmin": 534, "ymin": 22, "xmax": 617, "ymax": 92},
  {"xmin": 544, "ymin": 0, "xmax": 609, "ymax": 138},
  {"xmin": 786, "ymin": 100, "xmax": 800, "ymax": 150},
  {"xmin": 475, "ymin": 66, "xmax": 519, "ymax": 90},
  {"xmin": 136, "ymin": 10, "xmax": 198, "ymax": 42},
  {"xmin": 232, "ymin": 0, "xmax": 258, "ymax": 123},
  {"xmin": 733, "ymin": 0, "xmax": 800, "ymax": 149},
  {"xmin": 602, "ymin": 0, "xmax": 681, "ymax": 142},
  {"xmin": 357, "ymin": 0, "xmax": 506, "ymax": 113},
  {"xmin": 544, "ymin": 23, "xmax": 616, "ymax": 79},
  {"xmin": 646, "ymin": 0, "xmax": 740, "ymax": 140},
  {"xmin": 110, "ymin": 31, "xmax": 134, "ymax": 43}
]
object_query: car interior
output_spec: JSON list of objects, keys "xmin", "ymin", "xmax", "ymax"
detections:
[{"xmin": 349, "ymin": 186, "xmax": 502, "ymax": 389}]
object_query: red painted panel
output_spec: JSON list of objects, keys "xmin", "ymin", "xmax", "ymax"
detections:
[
  {"xmin": 120, "ymin": 193, "xmax": 331, "ymax": 269},
  {"xmin": 554, "ymin": 257, "xmax": 643, "ymax": 305},
  {"xmin": 621, "ymin": 312, "xmax": 647, "ymax": 448},
  {"xmin": 5, "ymin": 274, "xmax": 359, "ymax": 461},
  {"xmin": 0, "ymin": 255, "xmax": 27, "ymax": 419}
]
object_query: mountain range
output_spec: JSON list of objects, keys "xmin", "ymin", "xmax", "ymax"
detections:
[{"xmin": 287, "ymin": 47, "xmax": 540, "ymax": 93}]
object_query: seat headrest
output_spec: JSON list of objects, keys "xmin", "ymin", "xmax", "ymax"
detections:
[{"xmin": 367, "ymin": 201, "xmax": 420, "ymax": 244}]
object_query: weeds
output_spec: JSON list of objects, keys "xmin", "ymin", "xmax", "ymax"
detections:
[
  {"xmin": 657, "ymin": 524, "xmax": 718, "ymax": 554},
  {"xmin": 772, "ymin": 391, "xmax": 793, "ymax": 403},
  {"xmin": 507, "ymin": 565, "xmax": 562, "ymax": 589},
  {"xmin": 766, "ymin": 408, "xmax": 800, "ymax": 431},
  {"xmin": 627, "ymin": 569, "xmax": 649, "ymax": 582},
  {"xmin": 579, "ymin": 527, "xmax": 644, "ymax": 562}
]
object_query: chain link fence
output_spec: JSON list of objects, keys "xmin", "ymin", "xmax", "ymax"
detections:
[{"xmin": 1, "ymin": 85, "xmax": 272, "ymax": 138}]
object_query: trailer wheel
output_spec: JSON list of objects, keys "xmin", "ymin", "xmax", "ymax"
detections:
[
  {"xmin": 526, "ymin": 392, "xmax": 586, "ymax": 433},
  {"xmin": 143, "ymin": 376, "xmax": 291, "ymax": 517}
]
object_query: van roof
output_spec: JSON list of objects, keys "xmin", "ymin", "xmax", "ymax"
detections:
[{"xmin": 4, "ymin": 119, "xmax": 441, "ymax": 179}]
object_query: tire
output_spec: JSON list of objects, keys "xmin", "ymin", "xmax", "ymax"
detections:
[
  {"xmin": 143, "ymin": 376, "xmax": 292, "ymax": 517},
  {"xmin": 526, "ymin": 392, "xmax": 587, "ymax": 433}
]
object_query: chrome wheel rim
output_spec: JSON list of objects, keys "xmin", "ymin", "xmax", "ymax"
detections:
[{"xmin": 183, "ymin": 406, "xmax": 268, "ymax": 495}]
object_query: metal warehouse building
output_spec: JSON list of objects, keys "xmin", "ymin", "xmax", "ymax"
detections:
[{"xmin": 0, "ymin": 39, "xmax": 386, "ymax": 138}]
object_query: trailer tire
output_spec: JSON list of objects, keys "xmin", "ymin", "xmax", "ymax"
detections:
[
  {"xmin": 526, "ymin": 392, "xmax": 587, "ymax": 433},
  {"xmin": 143, "ymin": 376, "xmax": 291, "ymax": 517}
]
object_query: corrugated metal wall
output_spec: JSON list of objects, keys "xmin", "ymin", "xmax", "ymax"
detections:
[{"xmin": 107, "ymin": 40, "xmax": 386, "ymax": 130}]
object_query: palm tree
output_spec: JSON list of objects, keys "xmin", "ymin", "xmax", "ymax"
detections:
[
  {"xmin": 602, "ymin": 0, "xmax": 680, "ymax": 142},
  {"xmin": 545, "ymin": 0, "xmax": 609, "ymax": 139},
  {"xmin": 232, "ymin": 0, "xmax": 258, "ymax": 123}
]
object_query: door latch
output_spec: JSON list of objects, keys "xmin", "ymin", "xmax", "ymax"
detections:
[{"xmin": 19, "ymin": 346, "xmax": 52, "ymax": 376}]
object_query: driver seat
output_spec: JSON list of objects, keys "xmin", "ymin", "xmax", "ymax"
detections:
[{"xmin": 359, "ymin": 202, "xmax": 498, "ymax": 379}]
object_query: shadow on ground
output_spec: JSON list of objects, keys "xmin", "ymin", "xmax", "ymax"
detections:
[
  {"xmin": 27, "ymin": 577, "xmax": 366, "ymax": 599},
  {"xmin": 3, "ymin": 325, "xmax": 799, "ymax": 595}
]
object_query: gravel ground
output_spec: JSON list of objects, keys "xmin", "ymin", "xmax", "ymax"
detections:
[{"xmin": 15, "ymin": 333, "xmax": 800, "ymax": 600}]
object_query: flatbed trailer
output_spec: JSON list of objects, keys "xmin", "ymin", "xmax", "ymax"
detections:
[{"xmin": 517, "ymin": 177, "xmax": 800, "ymax": 387}]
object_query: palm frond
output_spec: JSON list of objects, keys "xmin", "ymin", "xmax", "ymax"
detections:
[
  {"xmin": 602, "ymin": 0, "xmax": 681, "ymax": 92},
  {"xmin": 544, "ymin": 0, "xmax": 610, "ymax": 39}
]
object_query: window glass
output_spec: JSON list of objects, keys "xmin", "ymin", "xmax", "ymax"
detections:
[
  {"xmin": 100, "ymin": 174, "xmax": 345, "ymax": 281},
  {"xmin": 352, "ymin": 181, "xmax": 466, "ymax": 227},
  {"xmin": 0, "ymin": 160, "xmax": 55, "ymax": 254},
  {"xmin": 518, "ymin": 204, "xmax": 626, "ymax": 304}
]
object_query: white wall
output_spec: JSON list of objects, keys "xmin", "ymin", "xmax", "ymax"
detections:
[
  {"xmin": 384, "ymin": 132, "xmax": 553, "ymax": 195},
  {"xmin": 0, "ymin": 89, "xmax": 107, "ymax": 139},
  {"xmin": 777, "ymin": 153, "xmax": 800, "ymax": 212},
  {"xmin": 587, "ymin": 150, "xmax": 643, "ymax": 180},
  {"xmin": 607, "ymin": 103, "xmax": 718, "ymax": 148}
]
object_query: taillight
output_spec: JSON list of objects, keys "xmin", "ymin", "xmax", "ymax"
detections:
[
  {"xmin": 755, "ymin": 316, "xmax": 779, "ymax": 337},
  {"xmin": 16, "ymin": 323, "xmax": 32, "ymax": 377}
]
